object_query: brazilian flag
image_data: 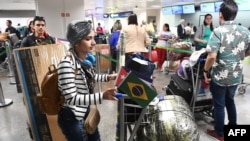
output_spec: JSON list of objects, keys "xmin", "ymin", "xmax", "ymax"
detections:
[{"xmin": 118, "ymin": 71, "xmax": 158, "ymax": 108}]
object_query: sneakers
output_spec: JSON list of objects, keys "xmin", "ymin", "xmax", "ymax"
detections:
[{"xmin": 207, "ymin": 129, "xmax": 224, "ymax": 141}]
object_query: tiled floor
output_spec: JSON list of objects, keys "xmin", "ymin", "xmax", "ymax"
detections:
[{"xmin": 0, "ymin": 61, "xmax": 250, "ymax": 141}]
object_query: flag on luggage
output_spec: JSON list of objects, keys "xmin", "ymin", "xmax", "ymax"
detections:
[
  {"xmin": 118, "ymin": 71, "xmax": 157, "ymax": 108},
  {"xmin": 114, "ymin": 66, "xmax": 153, "ymax": 87},
  {"xmin": 114, "ymin": 66, "xmax": 128, "ymax": 86}
]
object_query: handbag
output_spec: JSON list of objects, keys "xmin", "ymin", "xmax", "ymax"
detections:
[
  {"xmin": 125, "ymin": 53, "xmax": 155, "ymax": 78},
  {"xmin": 84, "ymin": 105, "xmax": 100, "ymax": 134}
]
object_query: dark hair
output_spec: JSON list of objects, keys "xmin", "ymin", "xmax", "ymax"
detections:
[
  {"xmin": 220, "ymin": 0, "xmax": 238, "ymax": 21},
  {"xmin": 28, "ymin": 21, "xmax": 33, "ymax": 27},
  {"xmin": 6, "ymin": 20, "xmax": 12, "ymax": 24},
  {"xmin": 28, "ymin": 21, "xmax": 33, "ymax": 31},
  {"xmin": 193, "ymin": 26, "xmax": 197, "ymax": 32},
  {"xmin": 33, "ymin": 16, "xmax": 46, "ymax": 25},
  {"xmin": 128, "ymin": 14, "xmax": 138, "ymax": 25},
  {"xmin": 164, "ymin": 23, "xmax": 170, "ymax": 32},
  {"xmin": 203, "ymin": 14, "xmax": 214, "ymax": 31}
]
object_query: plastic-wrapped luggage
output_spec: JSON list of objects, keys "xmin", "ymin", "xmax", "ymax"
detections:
[
  {"xmin": 169, "ymin": 42, "xmax": 191, "ymax": 61},
  {"xmin": 140, "ymin": 95, "xmax": 199, "ymax": 141}
]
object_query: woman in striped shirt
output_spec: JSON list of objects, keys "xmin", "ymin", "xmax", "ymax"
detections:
[{"xmin": 57, "ymin": 20, "xmax": 117, "ymax": 141}]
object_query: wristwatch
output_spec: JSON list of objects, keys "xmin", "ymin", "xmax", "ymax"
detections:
[{"xmin": 203, "ymin": 69, "xmax": 209, "ymax": 73}]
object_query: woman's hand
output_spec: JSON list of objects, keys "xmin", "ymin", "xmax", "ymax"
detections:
[
  {"xmin": 103, "ymin": 88, "xmax": 118, "ymax": 101},
  {"xmin": 107, "ymin": 73, "xmax": 117, "ymax": 81},
  {"xmin": 202, "ymin": 40, "xmax": 207, "ymax": 44}
]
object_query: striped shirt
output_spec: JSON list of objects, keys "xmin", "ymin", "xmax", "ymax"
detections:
[{"xmin": 57, "ymin": 53, "xmax": 108, "ymax": 120}]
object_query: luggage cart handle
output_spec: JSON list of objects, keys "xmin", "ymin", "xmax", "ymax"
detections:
[
  {"xmin": 115, "ymin": 93, "xmax": 165, "ymax": 102},
  {"xmin": 198, "ymin": 58, "xmax": 206, "ymax": 63},
  {"xmin": 114, "ymin": 93, "xmax": 132, "ymax": 99},
  {"xmin": 115, "ymin": 93, "xmax": 123, "ymax": 99}
]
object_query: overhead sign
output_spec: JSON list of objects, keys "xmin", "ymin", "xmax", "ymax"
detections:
[
  {"xmin": 109, "ymin": 11, "xmax": 133, "ymax": 18},
  {"xmin": 103, "ymin": 14, "xmax": 109, "ymax": 18},
  {"xmin": 110, "ymin": 13, "xmax": 119, "ymax": 18}
]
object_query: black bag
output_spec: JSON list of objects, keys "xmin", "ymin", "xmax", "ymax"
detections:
[
  {"xmin": 125, "ymin": 53, "xmax": 155, "ymax": 78},
  {"xmin": 166, "ymin": 74, "xmax": 193, "ymax": 104}
]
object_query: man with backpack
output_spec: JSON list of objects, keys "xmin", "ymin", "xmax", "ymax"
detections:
[{"xmin": 20, "ymin": 16, "xmax": 55, "ymax": 47}]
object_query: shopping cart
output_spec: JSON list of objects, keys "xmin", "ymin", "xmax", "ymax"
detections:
[{"xmin": 115, "ymin": 93, "xmax": 150, "ymax": 141}]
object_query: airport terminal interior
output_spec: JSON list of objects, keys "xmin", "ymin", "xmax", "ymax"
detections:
[{"xmin": 1, "ymin": 0, "xmax": 250, "ymax": 141}]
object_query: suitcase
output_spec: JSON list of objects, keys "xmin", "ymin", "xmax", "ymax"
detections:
[
  {"xmin": 142, "ymin": 95, "xmax": 199, "ymax": 141},
  {"xmin": 166, "ymin": 74, "xmax": 193, "ymax": 104}
]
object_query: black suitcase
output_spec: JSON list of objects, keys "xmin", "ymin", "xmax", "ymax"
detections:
[{"xmin": 166, "ymin": 74, "xmax": 193, "ymax": 104}]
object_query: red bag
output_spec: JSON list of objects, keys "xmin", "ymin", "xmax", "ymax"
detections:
[{"xmin": 144, "ymin": 50, "xmax": 158, "ymax": 62}]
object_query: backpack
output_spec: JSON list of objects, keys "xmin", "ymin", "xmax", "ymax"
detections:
[{"xmin": 37, "ymin": 56, "xmax": 76, "ymax": 115}]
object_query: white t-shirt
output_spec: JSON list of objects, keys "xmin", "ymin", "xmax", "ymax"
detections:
[
  {"xmin": 156, "ymin": 31, "xmax": 174, "ymax": 47},
  {"xmin": 185, "ymin": 26, "xmax": 192, "ymax": 35}
]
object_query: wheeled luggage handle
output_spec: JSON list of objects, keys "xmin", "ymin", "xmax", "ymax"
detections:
[
  {"xmin": 115, "ymin": 93, "xmax": 123, "ymax": 99},
  {"xmin": 198, "ymin": 58, "xmax": 206, "ymax": 63}
]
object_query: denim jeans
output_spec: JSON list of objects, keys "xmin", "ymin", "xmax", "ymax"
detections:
[
  {"xmin": 58, "ymin": 107, "xmax": 101, "ymax": 141},
  {"xmin": 210, "ymin": 80, "xmax": 238, "ymax": 136}
]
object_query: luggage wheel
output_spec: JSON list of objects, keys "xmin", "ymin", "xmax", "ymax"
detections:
[
  {"xmin": 238, "ymin": 85, "xmax": 246, "ymax": 95},
  {"xmin": 201, "ymin": 107, "xmax": 214, "ymax": 118}
]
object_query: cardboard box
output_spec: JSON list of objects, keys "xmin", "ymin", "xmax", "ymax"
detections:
[{"xmin": 13, "ymin": 44, "xmax": 68, "ymax": 141}]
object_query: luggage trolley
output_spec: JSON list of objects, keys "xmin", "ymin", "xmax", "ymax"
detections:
[
  {"xmin": 165, "ymin": 49, "xmax": 213, "ymax": 117},
  {"xmin": 115, "ymin": 32, "xmax": 152, "ymax": 141},
  {"xmin": 115, "ymin": 94, "xmax": 150, "ymax": 141},
  {"xmin": 189, "ymin": 54, "xmax": 213, "ymax": 116}
]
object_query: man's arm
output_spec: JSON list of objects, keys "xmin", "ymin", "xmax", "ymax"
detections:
[
  {"xmin": 204, "ymin": 52, "xmax": 217, "ymax": 71},
  {"xmin": 203, "ymin": 28, "xmax": 220, "ymax": 82}
]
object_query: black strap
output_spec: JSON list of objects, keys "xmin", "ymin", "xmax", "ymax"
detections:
[{"xmin": 213, "ymin": 31, "xmax": 221, "ymax": 47}]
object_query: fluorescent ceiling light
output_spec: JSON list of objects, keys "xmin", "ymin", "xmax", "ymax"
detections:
[{"xmin": 151, "ymin": 5, "xmax": 161, "ymax": 8}]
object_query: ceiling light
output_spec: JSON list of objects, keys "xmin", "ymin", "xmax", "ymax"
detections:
[{"xmin": 151, "ymin": 5, "xmax": 161, "ymax": 8}]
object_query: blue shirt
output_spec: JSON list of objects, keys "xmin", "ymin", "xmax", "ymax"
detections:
[
  {"xmin": 206, "ymin": 21, "xmax": 250, "ymax": 86},
  {"xmin": 109, "ymin": 31, "xmax": 121, "ymax": 52}
]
